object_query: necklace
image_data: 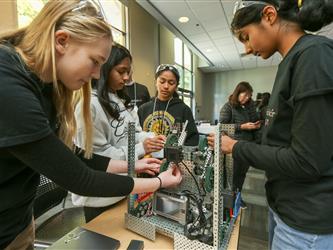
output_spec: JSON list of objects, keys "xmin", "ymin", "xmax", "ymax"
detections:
[{"xmin": 152, "ymin": 97, "xmax": 173, "ymax": 135}]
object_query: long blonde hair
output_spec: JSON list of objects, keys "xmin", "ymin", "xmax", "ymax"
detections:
[{"xmin": 0, "ymin": 0, "xmax": 112, "ymax": 158}]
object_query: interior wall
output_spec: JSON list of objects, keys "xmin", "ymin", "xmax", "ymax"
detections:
[
  {"xmin": 0, "ymin": 1, "xmax": 18, "ymax": 33},
  {"xmin": 128, "ymin": 0, "xmax": 159, "ymax": 95},
  {"xmin": 128, "ymin": 1, "xmax": 177, "ymax": 96},
  {"xmin": 194, "ymin": 56, "xmax": 205, "ymax": 119},
  {"xmin": 159, "ymin": 25, "xmax": 175, "ymax": 65},
  {"xmin": 199, "ymin": 66, "xmax": 278, "ymax": 122}
]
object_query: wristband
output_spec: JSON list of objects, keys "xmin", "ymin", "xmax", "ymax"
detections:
[{"xmin": 156, "ymin": 176, "xmax": 162, "ymax": 190}]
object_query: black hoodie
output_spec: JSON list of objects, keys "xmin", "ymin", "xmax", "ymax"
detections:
[{"xmin": 138, "ymin": 97, "xmax": 199, "ymax": 146}]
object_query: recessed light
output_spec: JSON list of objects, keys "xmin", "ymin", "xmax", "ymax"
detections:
[
  {"xmin": 206, "ymin": 49, "xmax": 212, "ymax": 52},
  {"xmin": 178, "ymin": 16, "xmax": 189, "ymax": 23}
]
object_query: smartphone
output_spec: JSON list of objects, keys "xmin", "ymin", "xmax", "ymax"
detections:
[{"xmin": 127, "ymin": 239, "xmax": 144, "ymax": 250}]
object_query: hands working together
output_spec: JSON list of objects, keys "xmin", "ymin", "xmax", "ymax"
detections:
[
  {"xmin": 139, "ymin": 119, "xmax": 261, "ymax": 189},
  {"xmin": 136, "ymin": 119, "xmax": 260, "ymax": 188},
  {"xmin": 134, "ymin": 157, "xmax": 182, "ymax": 189}
]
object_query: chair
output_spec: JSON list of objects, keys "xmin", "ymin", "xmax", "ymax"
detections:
[{"xmin": 33, "ymin": 175, "xmax": 85, "ymax": 249}]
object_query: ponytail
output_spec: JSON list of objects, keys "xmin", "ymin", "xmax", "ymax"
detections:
[
  {"xmin": 298, "ymin": 0, "xmax": 333, "ymax": 31},
  {"xmin": 231, "ymin": 0, "xmax": 333, "ymax": 33}
]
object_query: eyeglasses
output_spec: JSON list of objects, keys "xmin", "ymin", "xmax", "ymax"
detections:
[
  {"xmin": 233, "ymin": 1, "xmax": 267, "ymax": 15},
  {"xmin": 72, "ymin": 0, "xmax": 106, "ymax": 20},
  {"xmin": 156, "ymin": 64, "xmax": 180, "ymax": 79}
]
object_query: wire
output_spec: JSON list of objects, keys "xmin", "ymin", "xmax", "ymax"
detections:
[
  {"xmin": 181, "ymin": 191, "xmax": 207, "ymax": 236},
  {"xmin": 180, "ymin": 161, "xmax": 205, "ymax": 197}
]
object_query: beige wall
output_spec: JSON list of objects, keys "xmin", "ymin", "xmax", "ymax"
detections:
[
  {"xmin": 198, "ymin": 66, "xmax": 278, "ymax": 122},
  {"xmin": 128, "ymin": 0, "xmax": 159, "ymax": 95},
  {"xmin": 0, "ymin": 1, "xmax": 18, "ymax": 33},
  {"xmin": 159, "ymin": 25, "xmax": 174, "ymax": 64},
  {"xmin": 128, "ymin": 1, "xmax": 178, "ymax": 96},
  {"xmin": 194, "ymin": 55, "xmax": 204, "ymax": 119}
]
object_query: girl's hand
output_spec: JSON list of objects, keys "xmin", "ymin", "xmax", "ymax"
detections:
[
  {"xmin": 207, "ymin": 133, "xmax": 215, "ymax": 148},
  {"xmin": 143, "ymin": 135, "xmax": 166, "ymax": 153},
  {"xmin": 135, "ymin": 158, "xmax": 161, "ymax": 175},
  {"xmin": 221, "ymin": 135, "xmax": 237, "ymax": 154},
  {"xmin": 241, "ymin": 121, "xmax": 261, "ymax": 130},
  {"xmin": 157, "ymin": 165, "xmax": 182, "ymax": 188}
]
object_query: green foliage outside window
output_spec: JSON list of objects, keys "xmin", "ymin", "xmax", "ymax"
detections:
[
  {"xmin": 16, "ymin": 0, "xmax": 127, "ymax": 46},
  {"xmin": 17, "ymin": 0, "xmax": 48, "ymax": 27}
]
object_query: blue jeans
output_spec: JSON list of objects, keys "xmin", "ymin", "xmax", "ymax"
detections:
[{"xmin": 269, "ymin": 208, "xmax": 333, "ymax": 250}]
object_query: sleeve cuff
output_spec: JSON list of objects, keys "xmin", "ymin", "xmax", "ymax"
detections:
[
  {"xmin": 136, "ymin": 143, "xmax": 146, "ymax": 158},
  {"xmin": 232, "ymin": 140, "xmax": 246, "ymax": 160}
]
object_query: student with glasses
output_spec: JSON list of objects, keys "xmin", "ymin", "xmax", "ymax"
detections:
[
  {"xmin": 218, "ymin": 81, "xmax": 260, "ymax": 208},
  {"xmin": 219, "ymin": 0, "xmax": 333, "ymax": 249},
  {"xmin": 0, "ymin": 1, "xmax": 181, "ymax": 248},
  {"xmin": 138, "ymin": 64, "xmax": 199, "ymax": 147},
  {"xmin": 72, "ymin": 43, "xmax": 167, "ymax": 222}
]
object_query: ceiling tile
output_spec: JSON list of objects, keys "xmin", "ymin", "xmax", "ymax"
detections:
[{"xmin": 137, "ymin": 0, "xmax": 282, "ymax": 71}]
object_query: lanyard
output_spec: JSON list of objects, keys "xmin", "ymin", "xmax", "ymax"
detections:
[{"xmin": 152, "ymin": 97, "xmax": 173, "ymax": 135}]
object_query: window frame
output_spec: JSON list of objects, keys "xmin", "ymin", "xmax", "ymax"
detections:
[{"xmin": 174, "ymin": 38, "xmax": 195, "ymax": 110}]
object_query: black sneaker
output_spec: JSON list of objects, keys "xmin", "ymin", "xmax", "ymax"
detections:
[{"xmin": 240, "ymin": 199, "xmax": 248, "ymax": 209}]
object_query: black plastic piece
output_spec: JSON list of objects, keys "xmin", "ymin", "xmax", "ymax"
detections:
[
  {"xmin": 221, "ymin": 190, "xmax": 235, "ymax": 209},
  {"xmin": 164, "ymin": 146, "xmax": 183, "ymax": 163},
  {"xmin": 127, "ymin": 239, "xmax": 144, "ymax": 250}
]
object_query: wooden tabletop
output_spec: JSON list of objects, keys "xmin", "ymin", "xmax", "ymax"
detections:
[{"xmin": 84, "ymin": 199, "xmax": 240, "ymax": 250}]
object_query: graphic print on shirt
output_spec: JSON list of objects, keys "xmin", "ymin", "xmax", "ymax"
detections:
[
  {"xmin": 142, "ymin": 111, "xmax": 175, "ymax": 136},
  {"xmin": 265, "ymin": 108, "xmax": 277, "ymax": 126},
  {"xmin": 108, "ymin": 102, "xmax": 130, "ymax": 143},
  {"xmin": 110, "ymin": 117, "xmax": 127, "ymax": 143}
]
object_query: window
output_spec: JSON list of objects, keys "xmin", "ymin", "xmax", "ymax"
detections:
[
  {"xmin": 100, "ymin": 1, "xmax": 128, "ymax": 46},
  {"xmin": 17, "ymin": 0, "xmax": 47, "ymax": 27},
  {"xmin": 16, "ymin": 0, "xmax": 128, "ymax": 46},
  {"xmin": 174, "ymin": 38, "xmax": 194, "ymax": 110}
]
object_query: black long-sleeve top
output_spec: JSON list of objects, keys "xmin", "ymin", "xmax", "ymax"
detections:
[
  {"xmin": 0, "ymin": 44, "xmax": 133, "ymax": 248},
  {"xmin": 232, "ymin": 35, "xmax": 333, "ymax": 234}
]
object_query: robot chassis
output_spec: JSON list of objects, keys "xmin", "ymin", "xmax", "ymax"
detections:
[{"xmin": 125, "ymin": 122, "xmax": 240, "ymax": 250}]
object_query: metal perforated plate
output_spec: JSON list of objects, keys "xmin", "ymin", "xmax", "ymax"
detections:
[
  {"xmin": 144, "ymin": 214, "xmax": 184, "ymax": 238},
  {"xmin": 220, "ymin": 217, "xmax": 236, "ymax": 249},
  {"xmin": 174, "ymin": 233, "xmax": 215, "ymax": 250},
  {"xmin": 125, "ymin": 213, "xmax": 156, "ymax": 240},
  {"xmin": 126, "ymin": 123, "xmax": 236, "ymax": 249}
]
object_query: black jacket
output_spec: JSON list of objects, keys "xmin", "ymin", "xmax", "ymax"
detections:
[
  {"xmin": 219, "ymin": 100, "xmax": 259, "ymax": 141},
  {"xmin": 138, "ymin": 97, "xmax": 199, "ymax": 146},
  {"xmin": 124, "ymin": 82, "xmax": 150, "ymax": 108},
  {"xmin": 233, "ymin": 35, "xmax": 333, "ymax": 234}
]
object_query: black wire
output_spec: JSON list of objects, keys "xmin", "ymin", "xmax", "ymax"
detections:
[
  {"xmin": 180, "ymin": 161, "xmax": 205, "ymax": 197},
  {"xmin": 177, "ymin": 163, "xmax": 208, "ymax": 237},
  {"xmin": 180, "ymin": 190, "xmax": 207, "ymax": 235}
]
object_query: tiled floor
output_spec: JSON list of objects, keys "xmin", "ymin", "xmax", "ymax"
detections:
[
  {"xmin": 239, "ymin": 234, "xmax": 268, "ymax": 250},
  {"xmin": 238, "ymin": 204, "xmax": 269, "ymax": 250}
]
